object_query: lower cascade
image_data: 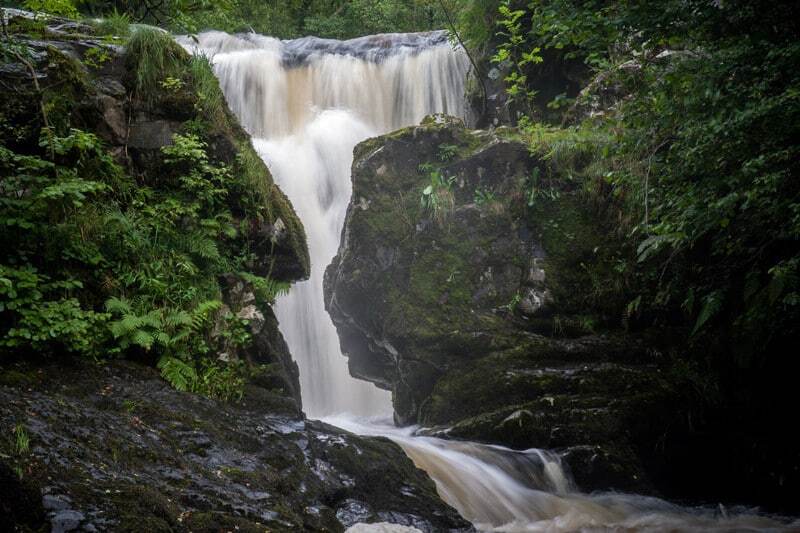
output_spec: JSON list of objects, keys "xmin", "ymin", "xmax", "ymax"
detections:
[{"xmin": 184, "ymin": 30, "xmax": 794, "ymax": 532}]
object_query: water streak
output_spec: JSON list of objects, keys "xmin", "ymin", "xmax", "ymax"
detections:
[{"xmin": 184, "ymin": 30, "xmax": 796, "ymax": 532}]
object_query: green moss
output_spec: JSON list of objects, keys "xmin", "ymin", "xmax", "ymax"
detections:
[
  {"xmin": 227, "ymin": 124, "xmax": 309, "ymax": 281},
  {"xmin": 0, "ymin": 45, "xmax": 90, "ymax": 149},
  {"xmin": 527, "ymin": 190, "xmax": 630, "ymax": 322},
  {"xmin": 184, "ymin": 512, "xmax": 268, "ymax": 532},
  {"xmin": 111, "ymin": 486, "xmax": 180, "ymax": 532},
  {"xmin": 420, "ymin": 348, "xmax": 566, "ymax": 425}
]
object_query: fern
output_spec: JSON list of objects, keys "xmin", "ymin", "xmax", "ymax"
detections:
[
  {"xmin": 692, "ymin": 291, "xmax": 723, "ymax": 336},
  {"xmin": 140, "ymin": 309, "xmax": 162, "ymax": 329},
  {"xmin": 104, "ymin": 296, "xmax": 132, "ymax": 315},
  {"xmin": 154, "ymin": 331, "xmax": 171, "ymax": 346},
  {"xmin": 106, "ymin": 298, "xmax": 163, "ymax": 351},
  {"xmin": 238, "ymin": 272, "xmax": 290, "ymax": 305},
  {"xmin": 164, "ymin": 310, "xmax": 191, "ymax": 328},
  {"xmin": 190, "ymin": 299, "xmax": 223, "ymax": 331},
  {"xmin": 131, "ymin": 329, "xmax": 155, "ymax": 350},
  {"xmin": 157, "ymin": 356, "xmax": 197, "ymax": 392},
  {"xmin": 189, "ymin": 236, "xmax": 220, "ymax": 261}
]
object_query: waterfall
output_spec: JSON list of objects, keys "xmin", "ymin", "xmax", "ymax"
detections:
[
  {"xmin": 181, "ymin": 30, "xmax": 468, "ymax": 419},
  {"xmin": 182, "ymin": 30, "xmax": 796, "ymax": 532}
]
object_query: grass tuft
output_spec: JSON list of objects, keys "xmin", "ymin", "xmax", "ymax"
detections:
[
  {"xmin": 188, "ymin": 54, "xmax": 227, "ymax": 129},
  {"xmin": 125, "ymin": 27, "xmax": 187, "ymax": 102}
]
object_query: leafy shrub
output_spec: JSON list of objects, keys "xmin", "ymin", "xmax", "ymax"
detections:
[
  {"xmin": 83, "ymin": 47, "xmax": 111, "ymax": 69},
  {"xmin": 473, "ymin": 187, "xmax": 496, "ymax": 205},
  {"xmin": 23, "ymin": 0, "xmax": 78, "ymax": 19},
  {"xmin": 0, "ymin": 26, "xmax": 300, "ymax": 403},
  {"xmin": 464, "ymin": 0, "xmax": 800, "ymax": 433},
  {"xmin": 238, "ymin": 272, "xmax": 290, "ymax": 306}
]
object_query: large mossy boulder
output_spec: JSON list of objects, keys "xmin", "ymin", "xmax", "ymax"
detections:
[{"xmin": 325, "ymin": 117, "xmax": 680, "ymax": 493}]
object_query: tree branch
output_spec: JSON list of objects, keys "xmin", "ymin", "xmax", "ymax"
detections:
[{"xmin": 436, "ymin": 0, "xmax": 488, "ymax": 119}]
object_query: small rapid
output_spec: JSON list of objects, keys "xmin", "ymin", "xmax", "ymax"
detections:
[
  {"xmin": 327, "ymin": 415, "xmax": 789, "ymax": 532},
  {"xmin": 181, "ymin": 30, "xmax": 796, "ymax": 532}
]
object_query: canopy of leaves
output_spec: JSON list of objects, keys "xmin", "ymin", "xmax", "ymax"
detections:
[{"xmin": 1, "ymin": 0, "xmax": 448, "ymax": 39}]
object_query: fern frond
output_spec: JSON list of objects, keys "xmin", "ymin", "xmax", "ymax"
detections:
[
  {"xmin": 164, "ymin": 310, "xmax": 192, "ymax": 328},
  {"xmin": 126, "ymin": 314, "xmax": 146, "ymax": 329},
  {"xmin": 140, "ymin": 310, "xmax": 163, "ymax": 329},
  {"xmin": 190, "ymin": 299, "xmax": 222, "ymax": 331},
  {"xmin": 131, "ymin": 330, "xmax": 155, "ymax": 350},
  {"xmin": 109, "ymin": 320, "xmax": 128, "ymax": 339},
  {"xmin": 105, "ymin": 296, "xmax": 132, "ymax": 315},
  {"xmin": 157, "ymin": 356, "xmax": 197, "ymax": 392},
  {"xmin": 170, "ymin": 329, "xmax": 191, "ymax": 345},
  {"xmin": 195, "ymin": 240, "xmax": 220, "ymax": 260},
  {"xmin": 154, "ymin": 331, "xmax": 172, "ymax": 346}
]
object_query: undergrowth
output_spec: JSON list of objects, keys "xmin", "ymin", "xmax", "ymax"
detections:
[{"xmin": 0, "ymin": 20, "xmax": 300, "ymax": 400}]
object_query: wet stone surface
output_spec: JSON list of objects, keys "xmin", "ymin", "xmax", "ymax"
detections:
[{"xmin": 0, "ymin": 359, "xmax": 471, "ymax": 532}]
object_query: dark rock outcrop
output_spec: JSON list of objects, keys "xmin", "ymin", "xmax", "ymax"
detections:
[
  {"xmin": 0, "ymin": 9, "xmax": 309, "ymax": 282},
  {"xmin": 0, "ymin": 359, "xmax": 471, "ymax": 532},
  {"xmin": 325, "ymin": 117, "xmax": 679, "ymax": 494}
]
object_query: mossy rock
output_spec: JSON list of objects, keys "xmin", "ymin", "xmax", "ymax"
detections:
[{"xmin": 326, "ymin": 117, "xmax": 684, "ymax": 494}]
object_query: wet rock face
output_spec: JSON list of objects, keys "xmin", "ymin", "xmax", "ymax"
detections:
[
  {"xmin": 0, "ymin": 360, "xmax": 471, "ymax": 532},
  {"xmin": 325, "ymin": 118, "xmax": 677, "ymax": 494}
]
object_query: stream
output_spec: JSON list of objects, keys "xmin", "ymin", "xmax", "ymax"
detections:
[{"xmin": 180, "ymin": 30, "xmax": 795, "ymax": 532}]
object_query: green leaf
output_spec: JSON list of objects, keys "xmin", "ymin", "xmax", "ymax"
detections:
[{"xmin": 692, "ymin": 291, "xmax": 723, "ymax": 336}]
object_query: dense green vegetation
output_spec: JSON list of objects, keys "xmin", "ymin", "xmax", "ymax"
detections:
[
  {"xmin": 457, "ymin": 0, "xmax": 799, "ymax": 453},
  {"xmin": 1, "ymin": 0, "xmax": 447, "ymax": 39},
  {"xmin": 0, "ymin": 18, "xmax": 300, "ymax": 399}
]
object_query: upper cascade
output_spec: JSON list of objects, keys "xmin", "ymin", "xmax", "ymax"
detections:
[
  {"xmin": 178, "ymin": 30, "xmax": 469, "ymax": 138},
  {"xmin": 183, "ymin": 29, "xmax": 469, "ymax": 417},
  {"xmin": 180, "ymin": 29, "xmax": 452, "ymax": 64}
]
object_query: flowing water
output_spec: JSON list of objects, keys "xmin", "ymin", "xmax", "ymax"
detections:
[{"xmin": 181, "ymin": 30, "xmax": 795, "ymax": 532}]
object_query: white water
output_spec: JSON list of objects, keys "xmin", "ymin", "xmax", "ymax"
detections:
[{"xmin": 183, "ymin": 30, "xmax": 796, "ymax": 532}]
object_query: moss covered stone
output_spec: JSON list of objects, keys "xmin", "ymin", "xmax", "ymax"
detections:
[{"xmin": 325, "ymin": 118, "xmax": 684, "ymax": 494}]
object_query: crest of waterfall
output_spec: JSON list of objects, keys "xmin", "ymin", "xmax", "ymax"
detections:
[{"xmin": 183, "ymin": 30, "xmax": 796, "ymax": 532}]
